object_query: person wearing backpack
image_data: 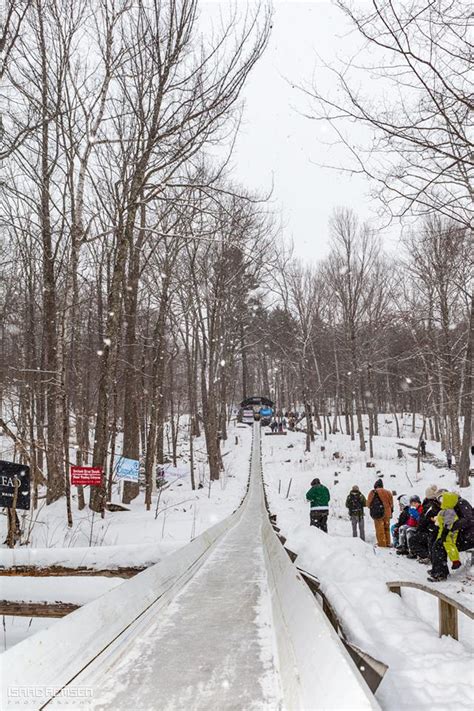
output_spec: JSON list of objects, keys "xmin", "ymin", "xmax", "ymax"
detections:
[
  {"xmin": 345, "ymin": 485, "xmax": 366, "ymax": 540},
  {"xmin": 367, "ymin": 478, "xmax": 393, "ymax": 547}
]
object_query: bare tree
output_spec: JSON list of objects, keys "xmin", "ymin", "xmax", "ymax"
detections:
[{"xmin": 304, "ymin": 0, "xmax": 473, "ymax": 228}]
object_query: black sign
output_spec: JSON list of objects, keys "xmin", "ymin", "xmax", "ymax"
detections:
[{"xmin": 0, "ymin": 460, "xmax": 30, "ymax": 510}]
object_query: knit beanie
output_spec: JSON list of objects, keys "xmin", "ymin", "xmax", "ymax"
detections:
[
  {"xmin": 352, "ymin": 485, "xmax": 359, "ymax": 492},
  {"xmin": 374, "ymin": 478, "xmax": 383, "ymax": 489},
  {"xmin": 425, "ymin": 484, "xmax": 438, "ymax": 499}
]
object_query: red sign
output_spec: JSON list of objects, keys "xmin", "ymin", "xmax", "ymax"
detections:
[{"xmin": 70, "ymin": 466, "xmax": 103, "ymax": 486}]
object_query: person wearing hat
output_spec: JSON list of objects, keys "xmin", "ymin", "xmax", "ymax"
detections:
[
  {"xmin": 420, "ymin": 439, "xmax": 426, "ymax": 457},
  {"xmin": 396, "ymin": 495, "xmax": 423, "ymax": 554},
  {"xmin": 367, "ymin": 478, "xmax": 393, "ymax": 547},
  {"xmin": 345, "ymin": 485, "xmax": 366, "ymax": 540},
  {"xmin": 306, "ymin": 478, "xmax": 330, "ymax": 532},
  {"xmin": 407, "ymin": 486, "xmax": 443, "ymax": 562},
  {"xmin": 391, "ymin": 494, "xmax": 410, "ymax": 547},
  {"xmin": 429, "ymin": 492, "xmax": 474, "ymax": 581}
]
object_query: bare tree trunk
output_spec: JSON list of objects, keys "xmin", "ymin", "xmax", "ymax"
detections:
[
  {"xmin": 37, "ymin": 4, "xmax": 63, "ymax": 503},
  {"xmin": 458, "ymin": 293, "xmax": 473, "ymax": 487}
]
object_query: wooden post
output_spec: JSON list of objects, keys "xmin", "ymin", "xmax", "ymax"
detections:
[
  {"xmin": 438, "ymin": 599, "xmax": 458, "ymax": 639},
  {"xmin": 284, "ymin": 547, "xmax": 298, "ymax": 563},
  {"xmin": 323, "ymin": 598, "xmax": 338, "ymax": 632},
  {"xmin": 7, "ymin": 478, "xmax": 20, "ymax": 548}
]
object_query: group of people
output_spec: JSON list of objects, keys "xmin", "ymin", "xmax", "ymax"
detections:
[
  {"xmin": 270, "ymin": 418, "xmax": 286, "ymax": 433},
  {"xmin": 306, "ymin": 477, "xmax": 474, "ymax": 582},
  {"xmin": 270, "ymin": 411, "xmax": 299, "ymax": 431}
]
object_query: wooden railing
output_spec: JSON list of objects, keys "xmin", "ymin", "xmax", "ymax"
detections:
[
  {"xmin": 387, "ymin": 580, "xmax": 474, "ymax": 640},
  {"xmin": 0, "ymin": 565, "xmax": 144, "ymax": 578},
  {"xmin": 0, "ymin": 600, "xmax": 79, "ymax": 618}
]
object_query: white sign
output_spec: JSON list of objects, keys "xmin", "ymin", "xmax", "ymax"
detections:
[{"xmin": 157, "ymin": 464, "xmax": 188, "ymax": 481}]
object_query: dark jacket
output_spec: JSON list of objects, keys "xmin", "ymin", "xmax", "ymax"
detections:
[
  {"xmin": 453, "ymin": 497, "xmax": 474, "ymax": 534},
  {"xmin": 306, "ymin": 484, "xmax": 330, "ymax": 509},
  {"xmin": 417, "ymin": 499, "xmax": 441, "ymax": 535},
  {"xmin": 345, "ymin": 491, "xmax": 366, "ymax": 516},
  {"xmin": 394, "ymin": 506, "xmax": 409, "ymax": 530}
]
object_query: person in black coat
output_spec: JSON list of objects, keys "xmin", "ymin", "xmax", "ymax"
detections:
[
  {"xmin": 407, "ymin": 487, "xmax": 442, "ymax": 561},
  {"xmin": 391, "ymin": 494, "xmax": 410, "ymax": 547},
  {"xmin": 429, "ymin": 495, "xmax": 474, "ymax": 581}
]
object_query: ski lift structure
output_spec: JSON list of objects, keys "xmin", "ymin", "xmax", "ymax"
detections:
[{"xmin": 238, "ymin": 396, "xmax": 274, "ymax": 426}]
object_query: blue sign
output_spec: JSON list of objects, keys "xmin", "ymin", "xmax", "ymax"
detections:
[{"xmin": 115, "ymin": 456, "xmax": 140, "ymax": 482}]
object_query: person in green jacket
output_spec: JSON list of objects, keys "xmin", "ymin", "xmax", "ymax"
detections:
[{"xmin": 306, "ymin": 478, "xmax": 330, "ymax": 532}]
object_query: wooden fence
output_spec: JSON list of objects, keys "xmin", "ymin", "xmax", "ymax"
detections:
[{"xmin": 386, "ymin": 580, "xmax": 474, "ymax": 640}]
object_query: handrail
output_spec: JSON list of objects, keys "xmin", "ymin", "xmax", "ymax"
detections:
[
  {"xmin": 386, "ymin": 580, "xmax": 474, "ymax": 640},
  {"xmin": 297, "ymin": 567, "xmax": 388, "ymax": 694}
]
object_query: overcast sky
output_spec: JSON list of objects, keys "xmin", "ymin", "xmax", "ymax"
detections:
[{"xmin": 202, "ymin": 0, "xmax": 390, "ymax": 263}]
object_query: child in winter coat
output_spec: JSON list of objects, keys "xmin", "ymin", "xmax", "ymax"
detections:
[
  {"xmin": 391, "ymin": 495, "xmax": 410, "ymax": 547},
  {"xmin": 436, "ymin": 492, "xmax": 461, "ymax": 570},
  {"xmin": 345, "ymin": 485, "xmax": 366, "ymax": 540},
  {"xmin": 396, "ymin": 495, "xmax": 423, "ymax": 554}
]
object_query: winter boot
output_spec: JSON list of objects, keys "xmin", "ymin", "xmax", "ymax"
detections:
[
  {"xmin": 428, "ymin": 573, "xmax": 448, "ymax": 582},
  {"xmin": 451, "ymin": 560, "xmax": 461, "ymax": 570},
  {"xmin": 396, "ymin": 547, "xmax": 408, "ymax": 555}
]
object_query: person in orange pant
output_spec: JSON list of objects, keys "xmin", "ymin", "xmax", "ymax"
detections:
[{"xmin": 367, "ymin": 478, "xmax": 394, "ymax": 547}]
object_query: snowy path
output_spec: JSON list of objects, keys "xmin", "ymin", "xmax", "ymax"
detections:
[{"xmin": 59, "ymin": 466, "xmax": 282, "ymax": 709}]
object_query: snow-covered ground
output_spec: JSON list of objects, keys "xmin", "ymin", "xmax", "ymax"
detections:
[
  {"xmin": 261, "ymin": 425, "xmax": 474, "ymax": 710},
  {"xmin": 2, "ymin": 412, "xmax": 473, "ymax": 709}
]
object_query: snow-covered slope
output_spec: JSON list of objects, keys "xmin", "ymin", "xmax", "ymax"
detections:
[{"xmin": 262, "ymin": 427, "xmax": 474, "ymax": 710}]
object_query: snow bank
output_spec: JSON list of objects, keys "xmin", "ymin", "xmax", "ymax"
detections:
[
  {"xmin": 263, "ymin": 519, "xmax": 379, "ymax": 709},
  {"xmin": 0, "ymin": 542, "xmax": 172, "ymax": 571},
  {"xmin": 289, "ymin": 525, "xmax": 474, "ymax": 710},
  {"xmin": 256, "ymin": 428, "xmax": 379, "ymax": 710},
  {"xmin": 0, "ymin": 576, "xmax": 122, "ymax": 605},
  {"xmin": 262, "ymin": 427, "xmax": 474, "ymax": 710}
]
